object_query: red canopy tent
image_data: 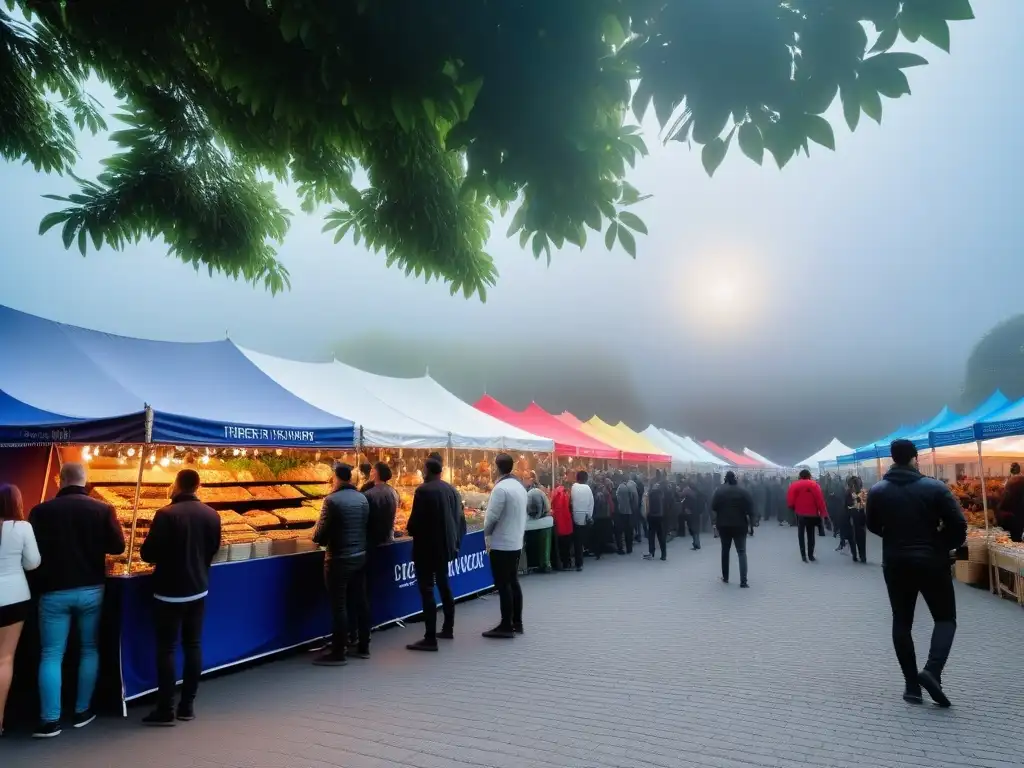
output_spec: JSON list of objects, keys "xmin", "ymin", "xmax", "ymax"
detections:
[
  {"xmin": 474, "ymin": 396, "xmax": 620, "ymax": 459},
  {"xmin": 556, "ymin": 411, "xmax": 586, "ymax": 430},
  {"xmin": 701, "ymin": 440, "xmax": 762, "ymax": 468}
]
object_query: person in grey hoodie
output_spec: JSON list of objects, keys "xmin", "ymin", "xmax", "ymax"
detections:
[
  {"xmin": 483, "ymin": 454, "xmax": 528, "ymax": 638},
  {"xmin": 614, "ymin": 474, "xmax": 639, "ymax": 554}
]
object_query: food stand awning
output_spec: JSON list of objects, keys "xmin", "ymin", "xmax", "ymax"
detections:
[
  {"xmin": 640, "ymin": 426, "xmax": 712, "ymax": 470},
  {"xmin": 556, "ymin": 411, "xmax": 587, "ymax": 430},
  {"xmin": 930, "ymin": 390, "xmax": 1010, "ymax": 448},
  {"xmin": 576, "ymin": 415, "xmax": 670, "ymax": 464},
  {"xmin": 474, "ymin": 397, "xmax": 620, "ymax": 459},
  {"xmin": 609, "ymin": 422, "xmax": 672, "ymax": 465},
  {"xmin": 239, "ymin": 347, "xmax": 450, "ymax": 448},
  {"xmin": 904, "ymin": 406, "xmax": 960, "ymax": 451},
  {"xmin": 702, "ymin": 441, "xmax": 761, "ymax": 468},
  {"xmin": 796, "ymin": 438, "xmax": 854, "ymax": 470},
  {"xmin": 743, "ymin": 448, "xmax": 782, "ymax": 468},
  {"xmin": 658, "ymin": 429, "xmax": 731, "ymax": 467},
  {"xmin": 975, "ymin": 395, "xmax": 1024, "ymax": 441}
]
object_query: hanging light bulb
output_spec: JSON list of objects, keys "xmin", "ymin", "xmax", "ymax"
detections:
[
  {"xmin": 148, "ymin": 453, "xmax": 156, "ymax": 464},
  {"xmin": 275, "ymin": 449, "xmax": 283, "ymax": 456},
  {"xmin": 159, "ymin": 456, "xmax": 171, "ymax": 467},
  {"xmin": 199, "ymin": 454, "xmax": 210, "ymax": 465},
  {"xmin": 127, "ymin": 447, "xmax": 137, "ymax": 457},
  {"xmin": 231, "ymin": 449, "xmax": 240, "ymax": 457}
]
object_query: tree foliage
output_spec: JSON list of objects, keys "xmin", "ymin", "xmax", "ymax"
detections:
[
  {"xmin": 963, "ymin": 315, "xmax": 1024, "ymax": 408},
  {"xmin": 1, "ymin": 0, "xmax": 974, "ymax": 298}
]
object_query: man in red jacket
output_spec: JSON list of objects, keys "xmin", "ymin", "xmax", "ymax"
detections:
[{"xmin": 786, "ymin": 469, "xmax": 828, "ymax": 562}]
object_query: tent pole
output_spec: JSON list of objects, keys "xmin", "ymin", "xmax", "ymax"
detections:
[
  {"xmin": 930, "ymin": 446, "xmax": 938, "ymax": 479},
  {"xmin": 977, "ymin": 440, "xmax": 994, "ymax": 594},
  {"xmin": 40, "ymin": 444, "xmax": 54, "ymax": 504},
  {"xmin": 126, "ymin": 405, "xmax": 154, "ymax": 574}
]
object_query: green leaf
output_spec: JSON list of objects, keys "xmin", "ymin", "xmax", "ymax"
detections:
[
  {"xmin": 506, "ymin": 206, "xmax": 526, "ymax": 237},
  {"xmin": 804, "ymin": 115, "xmax": 835, "ymax": 150},
  {"xmin": 618, "ymin": 226, "xmax": 636, "ymax": 259},
  {"xmin": 870, "ymin": 25, "xmax": 899, "ymax": 53},
  {"xmin": 738, "ymin": 122, "xmax": 764, "ymax": 165},
  {"xmin": 841, "ymin": 82, "xmax": 861, "ymax": 131},
  {"xmin": 38, "ymin": 211, "xmax": 68, "ymax": 235},
  {"xmin": 899, "ymin": 10, "xmax": 922, "ymax": 42},
  {"xmin": 531, "ymin": 232, "xmax": 546, "ymax": 260},
  {"xmin": 692, "ymin": 106, "xmax": 730, "ymax": 145},
  {"xmin": 873, "ymin": 68, "xmax": 911, "ymax": 98},
  {"xmin": 933, "ymin": 0, "xmax": 974, "ymax": 21},
  {"xmin": 392, "ymin": 94, "xmax": 415, "ymax": 132},
  {"xmin": 701, "ymin": 137, "xmax": 728, "ymax": 177},
  {"xmin": 865, "ymin": 52, "xmax": 929, "ymax": 70},
  {"xmin": 860, "ymin": 85, "xmax": 883, "ymax": 124},
  {"xmin": 617, "ymin": 211, "xmax": 648, "ymax": 234},
  {"xmin": 919, "ymin": 17, "xmax": 951, "ymax": 52},
  {"xmin": 602, "ymin": 14, "xmax": 627, "ymax": 49},
  {"xmin": 605, "ymin": 222, "xmax": 618, "ymax": 251},
  {"xmin": 584, "ymin": 205, "xmax": 603, "ymax": 232},
  {"xmin": 77, "ymin": 227, "xmax": 88, "ymax": 256},
  {"xmin": 519, "ymin": 228, "xmax": 531, "ymax": 248},
  {"xmin": 60, "ymin": 218, "xmax": 76, "ymax": 250}
]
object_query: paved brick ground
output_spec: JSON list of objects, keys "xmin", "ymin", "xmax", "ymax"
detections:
[{"xmin": 4, "ymin": 526, "xmax": 1024, "ymax": 767}]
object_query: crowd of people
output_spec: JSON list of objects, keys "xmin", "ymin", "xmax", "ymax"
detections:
[{"xmin": 0, "ymin": 436, "xmax": 972, "ymax": 738}]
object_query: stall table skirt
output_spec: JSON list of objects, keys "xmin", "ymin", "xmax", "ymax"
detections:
[{"xmin": 113, "ymin": 530, "xmax": 493, "ymax": 702}]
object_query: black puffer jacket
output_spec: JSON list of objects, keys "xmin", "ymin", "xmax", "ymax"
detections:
[
  {"xmin": 866, "ymin": 467, "xmax": 967, "ymax": 565},
  {"xmin": 711, "ymin": 484, "xmax": 754, "ymax": 529},
  {"xmin": 313, "ymin": 484, "xmax": 369, "ymax": 559}
]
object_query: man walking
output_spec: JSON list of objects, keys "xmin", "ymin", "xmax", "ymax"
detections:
[
  {"xmin": 614, "ymin": 474, "xmax": 638, "ymax": 554},
  {"xmin": 590, "ymin": 477, "xmax": 613, "ymax": 560},
  {"xmin": 569, "ymin": 471, "xmax": 594, "ymax": 571},
  {"xmin": 139, "ymin": 469, "xmax": 221, "ymax": 725},
  {"xmin": 867, "ymin": 439, "xmax": 967, "ymax": 707},
  {"xmin": 483, "ymin": 454, "xmax": 528, "ymax": 638},
  {"xmin": 644, "ymin": 470, "xmax": 668, "ymax": 561},
  {"xmin": 406, "ymin": 456, "xmax": 459, "ymax": 651},
  {"xmin": 787, "ymin": 469, "xmax": 828, "ymax": 562},
  {"xmin": 29, "ymin": 463, "xmax": 125, "ymax": 737},
  {"xmin": 633, "ymin": 474, "xmax": 646, "ymax": 543},
  {"xmin": 711, "ymin": 472, "xmax": 753, "ymax": 588},
  {"xmin": 681, "ymin": 482, "xmax": 701, "ymax": 550}
]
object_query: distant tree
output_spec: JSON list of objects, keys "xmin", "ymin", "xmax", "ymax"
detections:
[
  {"xmin": 1, "ymin": 1, "xmax": 974, "ymax": 298},
  {"xmin": 963, "ymin": 315, "xmax": 1024, "ymax": 407}
]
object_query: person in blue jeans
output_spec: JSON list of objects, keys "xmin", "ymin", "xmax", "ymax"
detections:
[{"xmin": 29, "ymin": 462, "xmax": 125, "ymax": 738}]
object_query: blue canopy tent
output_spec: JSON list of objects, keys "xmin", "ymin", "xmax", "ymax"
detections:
[
  {"xmin": 837, "ymin": 424, "xmax": 914, "ymax": 466},
  {"xmin": 905, "ymin": 407, "xmax": 959, "ymax": 451},
  {"xmin": 930, "ymin": 391, "xmax": 1011, "ymax": 448},
  {"xmin": 975, "ymin": 396, "xmax": 1024, "ymax": 442}
]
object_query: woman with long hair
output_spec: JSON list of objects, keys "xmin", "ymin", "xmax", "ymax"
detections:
[
  {"xmin": 845, "ymin": 476, "xmax": 868, "ymax": 563},
  {"xmin": 0, "ymin": 483, "xmax": 42, "ymax": 735}
]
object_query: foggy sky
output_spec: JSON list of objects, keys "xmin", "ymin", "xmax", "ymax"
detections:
[{"xmin": 2, "ymin": 4, "xmax": 1022, "ymax": 465}]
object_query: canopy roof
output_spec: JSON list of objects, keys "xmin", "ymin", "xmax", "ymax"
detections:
[
  {"xmin": 743, "ymin": 448, "xmax": 781, "ymax": 468},
  {"xmin": 796, "ymin": 438, "xmax": 854, "ymax": 469},
  {"xmin": 975, "ymin": 396, "xmax": 1024, "ymax": 442},
  {"xmin": 904, "ymin": 407, "xmax": 960, "ymax": 450},
  {"xmin": 640, "ymin": 426, "xmax": 715, "ymax": 471},
  {"xmin": 474, "ymin": 397, "xmax": 618, "ymax": 459},
  {"xmin": 658, "ymin": 429, "xmax": 730, "ymax": 466},
  {"xmin": 576, "ymin": 415, "xmax": 670, "ymax": 463},
  {"xmin": 930, "ymin": 391, "xmax": 1010, "ymax": 448},
  {"xmin": 702, "ymin": 441, "xmax": 761, "ymax": 467},
  {"xmin": 610, "ymin": 422, "xmax": 673, "ymax": 464},
  {"xmin": 0, "ymin": 305, "xmax": 354, "ymax": 447},
  {"xmin": 556, "ymin": 411, "xmax": 586, "ymax": 430}
]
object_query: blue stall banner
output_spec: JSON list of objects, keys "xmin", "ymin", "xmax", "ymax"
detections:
[
  {"xmin": 117, "ymin": 530, "xmax": 493, "ymax": 699},
  {"xmin": 151, "ymin": 412, "xmax": 355, "ymax": 448}
]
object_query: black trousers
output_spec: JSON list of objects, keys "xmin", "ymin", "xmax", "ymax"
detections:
[
  {"xmin": 347, "ymin": 550, "xmax": 374, "ymax": 646},
  {"xmin": 592, "ymin": 517, "xmax": 613, "ymax": 559},
  {"xmin": 489, "ymin": 549, "xmax": 523, "ymax": 630},
  {"xmin": 718, "ymin": 526, "xmax": 748, "ymax": 583},
  {"xmin": 556, "ymin": 534, "xmax": 573, "ymax": 569},
  {"xmin": 797, "ymin": 517, "xmax": 818, "ymax": 558},
  {"xmin": 615, "ymin": 513, "xmax": 634, "ymax": 553},
  {"xmin": 687, "ymin": 512, "xmax": 702, "ymax": 549},
  {"xmin": 883, "ymin": 560, "xmax": 957, "ymax": 686},
  {"xmin": 414, "ymin": 556, "xmax": 455, "ymax": 640},
  {"xmin": 326, "ymin": 555, "xmax": 370, "ymax": 655},
  {"xmin": 572, "ymin": 523, "xmax": 586, "ymax": 568},
  {"xmin": 647, "ymin": 517, "xmax": 666, "ymax": 558},
  {"xmin": 154, "ymin": 597, "xmax": 205, "ymax": 712},
  {"xmin": 849, "ymin": 509, "xmax": 868, "ymax": 562},
  {"xmin": 634, "ymin": 510, "xmax": 647, "ymax": 541}
]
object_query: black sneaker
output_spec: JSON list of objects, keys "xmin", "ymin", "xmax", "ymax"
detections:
[
  {"xmin": 575, "ymin": 566, "xmax": 583, "ymax": 572},
  {"xmin": 801, "ymin": 555, "xmax": 808, "ymax": 563},
  {"xmin": 512, "ymin": 624, "xmax": 524, "ymax": 635},
  {"xmin": 808, "ymin": 555, "xmax": 816, "ymax": 562},
  {"xmin": 660, "ymin": 555, "xmax": 667, "ymax": 561},
  {"xmin": 350, "ymin": 649, "xmax": 371, "ymax": 660},
  {"xmin": 436, "ymin": 628, "xmax": 454, "ymax": 640},
  {"xmin": 312, "ymin": 652, "xmax": 348, "ymax": 667},
  {"xmin": 740, "ymin": 582, "xmax": 750, "ymax": 589},
  {"xmin": 406, "ymin": 638, "xmax": 438, "ymax": 652},
  {"xmin": 642, "ymin": 553, "xmax": 654, "ymax": 560},
  {"xmin": 176, "ymin": 704, "xmax": 195, "ymax": 722},
  {"xmin": 918, "ymin": 669, "xmax": 951, "ymax": 708},
  {"xmin": 903, "ymin": 686, "xmax": 924, "ymax": 704},
  {"xmin": 482, "ymin": 625, "xmax": 515, "ymax": 639},
  {"xmin": 74, "ymin": 709, "xmax": 97, "ymax": 729},
  {"xmin": 721, "ymin": 576, "xmax": 729, "ymax": 584},
  {"xmin": 32, "ymin": 721, "xmax": 62, "ymax": 738},
  {"xmin": 142, "ymin": 710, "xmax": 176, "ymax": 727}
]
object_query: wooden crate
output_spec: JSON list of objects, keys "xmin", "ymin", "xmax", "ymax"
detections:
[
  {"xmin": 989, "ymin": 548, "xmax": 1023, "ymax": 604},
  {"xmin": 955, "ymin": 561, "xmax": 988, "ymax": 587}
]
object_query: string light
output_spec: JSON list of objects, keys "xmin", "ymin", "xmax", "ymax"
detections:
[
  {"xmin": 127, "ymin": 447, "xmax": 137, "ymax": 457},
  {"xmin": 231, "ymin": 449, "xmax": 240, "ymax": 457},
  {"xmin": 200, "ymin": 455, "xmax": 210, "ymax": 465},
  {"xmin": 148, "ymin": 453, "xmax": 156, "ymax": 464},
  {"xmin": 159, "ymin": 457, "xmax": 171, "ymax": 467}
]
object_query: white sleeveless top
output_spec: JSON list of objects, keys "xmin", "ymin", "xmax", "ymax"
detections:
[{"xmin": 0, "ymin": 520, "xmax": 42, "ymax": 606}]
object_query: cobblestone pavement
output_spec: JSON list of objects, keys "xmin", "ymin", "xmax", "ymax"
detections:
[{"xmin": 5, "ymin": 526, "xmax": 1024, "ymax": 768}]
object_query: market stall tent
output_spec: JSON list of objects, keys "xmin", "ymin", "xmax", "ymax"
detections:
[
  {"xmin": 610, "ymin": 422, "xmax": 673, "ymax": 464},
  {"xmin": 702, "ymin": 441, "xmax": 761, "ymax": 468},
  {"xmin": 576, "ymin": 415, "xmax": 670, "ymax": 464},
  {"xmin": 556, "ymin": 411, "xmax": 587, "ymax": 430},
  {"xmin": 903, "ymin": 407, "xmax": 960, "ymax": 451},
  {"xmin": 743, "ymin": 448, "xmax": 782, "ymax": 468},
  {"xmin": 795, "ymin": 438, "xmax": 854, "ymax": 470},
  {"xmin": 474, "ymin": 397, "xmax": 620, "ymax": 459},
  {"xmin": 640, "ymin": 426, "xmax": 712, "ymax": 471},
  {"xmin": 659, "ymin": 429, "xmax": 731, "ymax": 467},
  {"xmin": 930, "ymin": 391, "xmax": 1010, "ymax": 448}
]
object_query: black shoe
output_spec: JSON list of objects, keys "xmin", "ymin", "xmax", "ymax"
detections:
[
  {"xmin": 691, "ymin": 545, "xmax": 700, "ymax": 551},
  {"xmin": 350, "ymin": 649, "xmax": 371, "ymax": 659},
  {"xmin": 740, "ymin": 582, "xmax": 750, "ymax": 589},
  {"xmin": 643, "ymin": 553, "xmax": 654, "ymax": 560},
  {"xmin": 436, "ymin": 628, "xmax": 454, "ymax": 640},
  {"xmin": 482, "ymin": 625, "xmax": 515, "ymax": 639},
  {"xmin": 808, "ymin": 555, "xmax": 816, "ymax": 562},
  {"xmin": 918, "ymin": 669, "xmax": 951, "ymax": 708},
  {"xmin": 575, "ymin": 566, "xmax": 583, "ymax": 572},
  {"xmin": 406, "ymin": 638, "xmax": 439, "ymax": 652},
  {"xmin": 660, "ymin": 555, "xmax": 667, "ymax": 561},
  {"xmin": 176, "ymin": 704, "xmax": 195, "ymax": 722},
  {"xmin": 513, "ymin": 624, "xmax": 524, "ymax": 635},
  {"xmin": 142, "ymin": 710, "xmax": 176, "ymax": 727},
  {"xmin": 721, "ymin": 576, "xmax": 729, "ymax": 584},
  {"xmin": 74, "ymin": 708, "xmax": 97, "ymax": 729},
  {"xmin": 903, "ymin": 685, "xmax": 924, "ymax": 704},
  {"xmin": 617, "ymin": 550, "xmax": 625, "ymax": 555},
  {"xmin": 801, "ymin": 555, "xmax": 808, "ymax": 563},
  {"xmin": 312, "ymin": 652, "xmax": 348, "ymax": 666},
  {"xmin": 33, "ymin": 721, "xmax": 62, "ymax": 738}
]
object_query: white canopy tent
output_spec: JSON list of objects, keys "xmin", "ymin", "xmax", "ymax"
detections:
[
  {"xmin": 239, "ymin": 347, "xmax": 554, "ymax": 452},
  {"xmin": 658, "ymin": 428, "xmax": 731, "ymax": 467},
  {"xmin": 743, "ymin": 448, "xmax": 782, "ymax": 468},
  {"xmin": 640, "ymin": 426, "xmax": 713, "ymax": 472},
  {"xmin": 796, "ymin": 438, "xmax": 853, "ymax": 471}
]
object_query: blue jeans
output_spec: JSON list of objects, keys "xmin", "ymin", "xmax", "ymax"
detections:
[{"xmin": 38, "ymin": 586, "xmax": 104, "ymax": 722}]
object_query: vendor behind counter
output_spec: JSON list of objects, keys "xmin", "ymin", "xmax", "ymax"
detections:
[{"xmin": 523, "ymin": 476, "xmax": 553, "ymax": 573}]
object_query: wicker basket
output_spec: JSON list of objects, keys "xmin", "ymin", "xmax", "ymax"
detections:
[
  {"xmin": 967, "ymin": 538, "xmax": 990, "ymax": 564},
  {"xmin": 955, "ymin": 561, "xmax": 988, "ymax": 586}
]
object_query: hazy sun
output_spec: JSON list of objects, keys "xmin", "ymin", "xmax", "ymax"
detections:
[{"xmin": 709, "ymin": 278, "xmax": 739, "ymax": 305}]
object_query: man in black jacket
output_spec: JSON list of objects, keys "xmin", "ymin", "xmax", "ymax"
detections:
[
  {"xmin": 405, "ymin": 456, "xmax": 459, "ymax": 651},
  {"xmin": 348, "ymin": 461, "xmax": 397, "ymax": 651},
  {"xmin": 29, "ymin": 462, "xmax": 125, "ymax": 737},
  {"xmin": 633, "ymin": 474, "xmax": 647, "ymax": 543},
  {"xmin": 711, "ymin": 472, "xmax": 754, "ymax": 588},
  {"xmin": 644, "ymin": 470, "xmax": 669, "ymax": 561},
  {"xmin": 139, "ymin": 469, "xmax": 221, "ymax": 725},
  {"xmin": 866, "ymin": 439, "xmax": 967, "ymax": 708},
  {"xmin": 312, "ymin": 463, "xmax": 370, "ymax": 666}
]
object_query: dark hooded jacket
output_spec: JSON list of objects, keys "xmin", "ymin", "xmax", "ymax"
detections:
[{"xmin": 866, "ymin": 466, "xmax": 967, "ymax": 566}]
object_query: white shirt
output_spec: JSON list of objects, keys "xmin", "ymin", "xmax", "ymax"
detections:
[
  {"xmin": 0, "ymin": 520, "xmax": 42, "ymax": 607},
  {"xmin": 570, "ymin": 483, "xmax": 595, "ymax": 526},
  {"xmin": 484, "ymin": 476, "xmax": 529, "ymax": 552}
]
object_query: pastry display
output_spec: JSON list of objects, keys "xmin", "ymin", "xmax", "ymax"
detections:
[
  {"xmin": 242, "ymin": 510, "xmax": 283, "ymax": 529},
  {"xmin": 296, "ymin": 483, "xmax": 331, "ymax": 498},
  {"xmin": 273, "ymin": 507, "xmax": 320, "ymax": 525}
]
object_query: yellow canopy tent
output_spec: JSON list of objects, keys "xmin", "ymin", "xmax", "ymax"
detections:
[{"xmin": 578, "ymin": 416, "xmax": 670, "ymax": 464}]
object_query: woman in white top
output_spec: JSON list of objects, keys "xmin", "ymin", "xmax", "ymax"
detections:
[{"xmin": 0, "ymin": 483, "xmax": 42, "ymax": 735}]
